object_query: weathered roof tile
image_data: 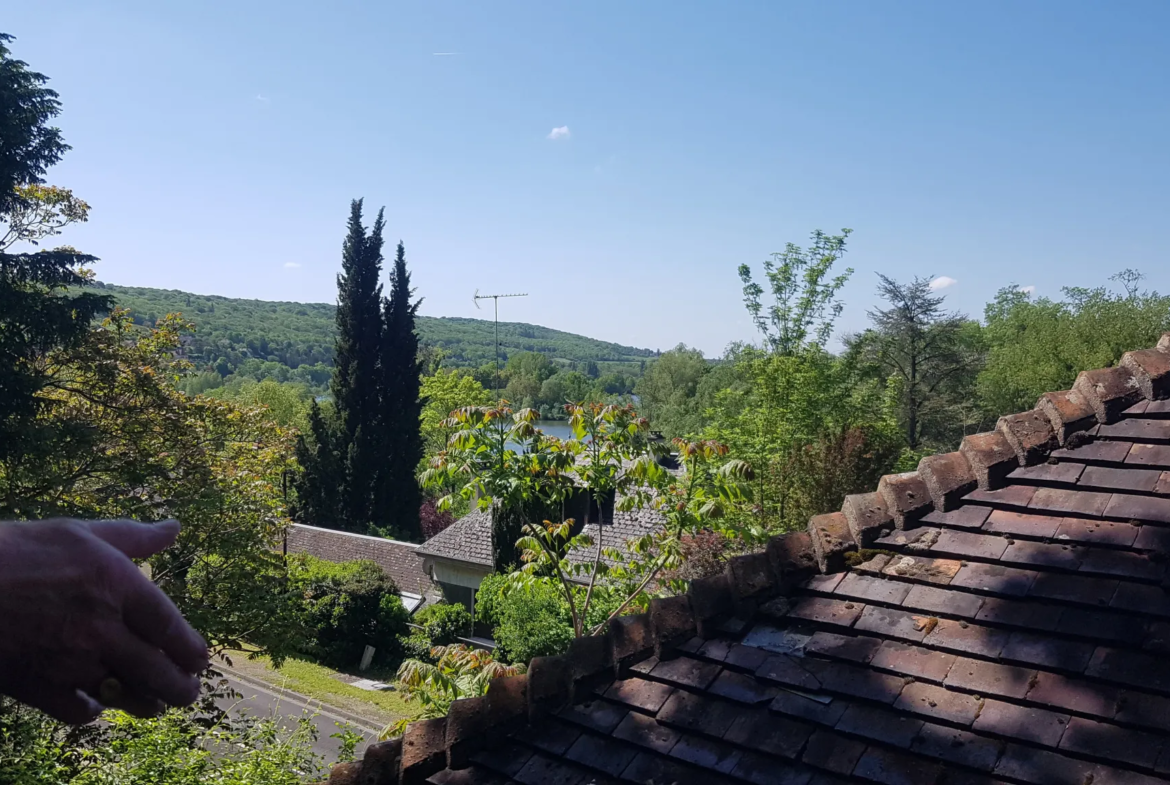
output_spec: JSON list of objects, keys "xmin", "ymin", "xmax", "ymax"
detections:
[{"xmin": 363, "ymin": 334, "xmax": 1170, "ymax": 785}]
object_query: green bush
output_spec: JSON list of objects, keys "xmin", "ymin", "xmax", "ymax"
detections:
[
  {"xmin": 397, "ymin": 603, "xmax": 473, "ymax": 664},
  {"xmin": 287, "ymin": 554, "xmax": 410, "ymax": 670},
  {"xmin": 413, "ymin": 603, "xmax": 472, "ymax": 645},
  {"xmin": 475, "ymin": 574, "xmax": 623, "ymax": 664}
]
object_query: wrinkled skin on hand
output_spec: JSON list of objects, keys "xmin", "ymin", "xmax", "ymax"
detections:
[{"xmin": 0, "ymin": 518, "xmax": 209, "ymax": 724}]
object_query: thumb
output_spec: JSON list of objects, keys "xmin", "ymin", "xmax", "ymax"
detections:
[{"xmin": 85, "ymin": 519, "xmax": 181, "ymax": 559}]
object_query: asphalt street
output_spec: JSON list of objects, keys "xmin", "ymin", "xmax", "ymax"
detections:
[{"xmin": 218, "ymin": 673, "xmax": 381, "ymax": 764}]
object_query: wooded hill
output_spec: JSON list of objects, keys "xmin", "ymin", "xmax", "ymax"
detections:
[{"xmin": 95, "ymin": 283, "xmax": 658, "ymax": 376}]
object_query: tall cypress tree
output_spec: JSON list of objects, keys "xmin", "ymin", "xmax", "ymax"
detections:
[
  {"xmin": 291, "ymin": 400, "xmax": 342, "ymax": 528},
  {"xmin": 376, "ymin": 241, "xmax": 424, "ymax": 540},
  {"xmin": 295, "ymin": 201, "xmax": 384, "ymax": 532}
]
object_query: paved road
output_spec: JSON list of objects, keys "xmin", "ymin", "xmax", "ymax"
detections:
[{"xmin": 218, "ymin": 673, "xmax": 382, "ymax": 764}]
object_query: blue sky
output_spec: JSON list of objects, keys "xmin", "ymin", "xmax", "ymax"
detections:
[{"xmin": 7, "ymin": 1, "xmax": 1170, "ymax": 355}]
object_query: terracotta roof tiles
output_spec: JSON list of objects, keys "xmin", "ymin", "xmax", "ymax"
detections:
[{"xmin": 323, "ymin": 333, "xmax": 1170, "ymax": 785}]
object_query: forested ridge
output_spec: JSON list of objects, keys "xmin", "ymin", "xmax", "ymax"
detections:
[{"xmin": 96, "ymin": 282, "xmax": 657, "ymax": 377}]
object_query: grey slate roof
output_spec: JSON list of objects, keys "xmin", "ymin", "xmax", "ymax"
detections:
[
  {"xmin": 416, "ymin": 505, "xmax": 666, "ymax": 573},
  {"xmin": 415, "ymin": 509, "xmax": 495, "ymax": 567},
  {"xmin": 567, "ymin": 508, "xmax": 665, "ymax": 572},
  {"xmin": 284, "ymin": 523, "xmax": 434, "ymax": 595}
]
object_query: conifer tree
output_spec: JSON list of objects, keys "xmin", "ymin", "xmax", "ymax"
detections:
[
  {"xmin": 295, "ymin": 201, "xmax": 384, "ymax": 531},
  {"xmin": 0, "ymin": 33, "xmax": 110, "ymax": 465},
  {"xmin": 376, "ymin": 241, "xmax": 424, "ymax": 540},
  {"xmin": 290, "ymin": 400, "xmax": 342, "ymax": 528}
]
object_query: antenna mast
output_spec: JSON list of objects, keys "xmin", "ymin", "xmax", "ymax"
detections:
[{"xmin": 473, "ymin": 290, "xmax": 528, "ymax": 401}]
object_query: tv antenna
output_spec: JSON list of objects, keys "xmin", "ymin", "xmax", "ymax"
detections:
[{"xmin": 474, "ymin": 290, "xmax": 528, "ymax": 401}]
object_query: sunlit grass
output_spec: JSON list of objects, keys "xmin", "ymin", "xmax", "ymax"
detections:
[{"xmin": 223, "ymin": 651, "xmax": 412, "ymax": 725}]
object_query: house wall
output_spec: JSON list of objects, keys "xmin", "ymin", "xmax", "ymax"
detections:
[{"xmin": 430, "ymin": 559, "xmax": 493, "ymax": 615}]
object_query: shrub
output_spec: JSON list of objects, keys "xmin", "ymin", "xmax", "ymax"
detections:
[
  {"xmin": 413, "ymin": 603, "xmax": 472, "ymax": 645},
  {"xmin": 419, "ymin": 499, "xmax": 455, "ymax": 540},
  {"xmin": 475, "ymin": 574, "xmax": 622, "ymax": 664},
  {"xmin": 287, "ymin": 554, "xmax": 411, "ymax": 670}
]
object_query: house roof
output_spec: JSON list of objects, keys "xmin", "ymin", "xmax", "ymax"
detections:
[
  {"xmin": 323, "ymin": 333, "xmax": 1170, "ymax": 785},
  {"xmin": 416, "ymin": 509, "xmax": 495, "ymax": 568},
  {"xmin": 283, "ymin": 523, "xmax": 434, "ymax": 596},
  {"xmin": 416, "ymin": 506, "xmax": 666, "ymax": 574}
]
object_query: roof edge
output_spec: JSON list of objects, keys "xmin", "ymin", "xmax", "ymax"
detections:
[
  {"xmin": 289, "ymin": 523, "xmax": 421, "ymax": 549},
  {"xmin": 319, "ymin": 332, "xmax": 1170, "ymax": 784}
]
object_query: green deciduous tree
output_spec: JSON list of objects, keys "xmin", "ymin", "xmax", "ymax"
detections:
[
  {"xmin": 1, "ymin": 311, "xmax": 305, "ymax": 661},
  {"xmin": 711, "ymin": 230, "xmax": 902, "ymax": 532},
  {"xmin": 977, "ymin": 271, "xmax": 1170, "ymax": 417},
  {"xmin": 739, "ymin": 229, "xmax": 853, "ymax": 356},
  {"xmin": 633, "ymin": 344, "xmax": 712, "ymax": 437},
  {"xmin": 419, "ymin": 369, "xmax": 491, "ymax": 465}
]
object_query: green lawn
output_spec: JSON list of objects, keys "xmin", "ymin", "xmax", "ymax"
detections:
[{"xmin": 224, "ymin": 652, "xmax": 413, "ymax": 728}]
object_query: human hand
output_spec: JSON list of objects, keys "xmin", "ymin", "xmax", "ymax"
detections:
[{"xmin": 0, "ymin": 518, "xmax": 209, "ymax": 724}]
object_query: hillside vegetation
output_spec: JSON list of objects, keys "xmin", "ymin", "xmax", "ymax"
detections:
[{"xmin": 96, "ymin": 283, "xmax": 657, "ymax": 377}]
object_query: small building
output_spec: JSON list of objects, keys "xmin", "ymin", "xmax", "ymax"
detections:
[
  {"xmin": 282, "ymin": 523, "xmax": 438, "ymax": 613},
  {"xmin": 415, "ymin": 502, "xmax": 665, "ymax": 615}
]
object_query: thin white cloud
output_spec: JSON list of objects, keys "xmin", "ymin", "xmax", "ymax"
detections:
[
  {"xmin": 255, "ymin": 94, "xmax": 270, "ymax": 102},
  {"xmin": 284, "ymin": 262, "xmax": 302, "ymax": 269},
  {"xmin": 929, "ymin": 276, "xmax": 957, "ymax": 291},
  {"xmin": 547, "ymin": 125, "xmax": 571, "ymax": 141}
]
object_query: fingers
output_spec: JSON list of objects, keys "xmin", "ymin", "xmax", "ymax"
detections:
[
  {"xmin": 9, "ymin": 683, "xmax": 103, "ymax": 725},
  {"xmin": 104, "ymin": 630, "xmax": 201, "ymax": 708},
  {"xmin": 97, "ymin": 677, "xmax": 166, "ymax": 719},
  {"xmin": 121, "ymin": 574, "xmax": 209, "ymax": 675},
  {"xmin": 85, "ymin": 519, "xmax": 181, "ymax": 559}
]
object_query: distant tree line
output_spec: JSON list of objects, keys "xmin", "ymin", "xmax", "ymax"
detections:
[{"xmin": 96, "ymin": 283, "xmax": 658, "ymax": 396}]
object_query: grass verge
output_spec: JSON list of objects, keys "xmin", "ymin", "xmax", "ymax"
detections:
[{"xmin": 223, "ymin": 652, "xmax": 413, "ymax": 728}]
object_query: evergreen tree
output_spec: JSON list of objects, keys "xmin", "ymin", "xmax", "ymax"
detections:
[
  {"xmin": 291, "ymin": 400, "xmax": 343, "ymax": 528},
  {"xmin": 0, "ymin": 33, "xmax": 110, "ymax": 465},
  {"xmin": 295, "ymin": 201, "xmax": 384, "ymax": 532},
  {"xmin": 376, "ymin": 241, "xmax": 424, "ymax": 540}
]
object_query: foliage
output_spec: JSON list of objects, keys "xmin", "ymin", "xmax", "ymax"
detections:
[
  {"xmin": 475, "ymin": 573, "xmax": 622, "ymax": 664},
  {"xmin": 0, "ymin": 34, "xmax": 69, "ymax": 215},
  {"xmin": 204, "ymin": 378, "xmax": 313, "ymax": 431},
  {"xmin": 1, "ymin": 184, "xmax": 89, "ymax": 251},
  {"xmin": 0, "ymin": 685, "xmax": 333, "ymax": 784},
  {"xmin": 515, "ymin": 435, "xmax": 754, "ymax": 635},
  {"xmin": 706, "ymin": 345, "xmax": 900, "ymax": 532},
  {"xmin": 422, "ymin": 403, "xmax": 580, "ymax": 566},
  {"xmin": 851, "ymin": 275, "xmax": 981, "ymax": 449},
  {"xmin": 739, "ymin": 229, "xmax": 853, "ymax": 355},
  {"xmin": 419, "ymin": 498, "xmax": 456, "ymax": 540},
  {"xmin": 293, "ymin": 204, "xmax": 424, "ymax": 541},
  {"xmin": 977, "ymin": 271, "xmax": 1170, "ymax": 417},
  {"xmin": 475, "ymin": 573, "xmax": 575, "ymax": 663},
  {"xmin": 0, "ymin": 310, "xmax": 305, "ymax": 664},
  {"xmin": 95, "ymin": 282, "xmax": 656, "ymax": 381},
  {"xmin": 291, "ymin": 399, "xmax": 344, "ymax": 531},
  {"xmin": 421, "ymin": 371, "xmax": 492, "ymax": 455},
  {"xmin": 329, "ymin": 199, "xmax": 385, "ymax": 533},
  {"xmin": 634, "ymin": 344, "xmax": 714, "ymax": 438},
  {"xmin": 286, "ymin": 553, "xmax": 411, "ymax": 670},
  {"xmin": 412, "ymin": 603, "xmax": 472, "ymax": 646},
  {"xmin": 376, "ymin": 240, "xmax": 424, "ymax": 539},
  {"xmin": 382, "ymin": 645, "xmax": 525, "ymax": 738}
]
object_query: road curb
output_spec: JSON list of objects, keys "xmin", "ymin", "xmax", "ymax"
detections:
[{"xmin": 216, "ymin": 664, "xmax": 387, "ymax": 735}]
